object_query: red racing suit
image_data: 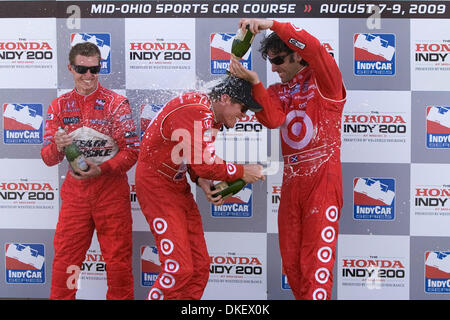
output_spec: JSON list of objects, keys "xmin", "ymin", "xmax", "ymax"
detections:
[
  {"xmin": 41, "ymin": 83, "xmax": 139, "ymax": 300},
  {"xmin": 253, "ymin": 21, "xmax": 346, "ymax": 300},
  {"xmin": 135, "ymin": 92, "xmax": 244, "ymax": 300}
]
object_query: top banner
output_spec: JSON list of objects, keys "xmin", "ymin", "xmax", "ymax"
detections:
[{"xmin": 1, "ymin": 1, "xmax": 450, "ymax": 19}]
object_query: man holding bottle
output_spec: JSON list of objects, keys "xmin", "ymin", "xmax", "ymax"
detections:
[
  {"xmin": 41, "ymin": 42, "xmax": 139, "ymax": 299},
  {"xmin": 135, "ymin": 75, "xmax": 265, "ymax": 300},
  {"xmin": 230, "ymin": 18, "xmax": 346, "ymax": 300}
]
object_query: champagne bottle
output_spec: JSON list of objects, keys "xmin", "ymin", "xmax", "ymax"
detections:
[
  {"xmin": 57, "ymin": 127, "xmax": 89, "ymax": 172},
  {"xmin": 231, "ymin": 25, "xmax": 255, "ymax": 60},
  {"xmin": 212, "ymin": 179, "xmax": 247, "ymax": 200}
]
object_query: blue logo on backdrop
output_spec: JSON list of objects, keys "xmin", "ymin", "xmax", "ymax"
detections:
[
  {"xmin": 3, "ymin": 103, "xmax": 43, "ymax": 145},
  {"xmin": 353, "ymin": 177, "xmax": 396, "ymax": 220},
  {"xmin": 426, "ymin": 106, "xmax": 450, "ymax": 149},
  {"xmin": 5, "ymin": 243, "xmax": 45, "ymax": 284},
  {"xmin": 354, "ymin": 33, "xmax": 396, "ymax": 76},
  {"xmin": 211, "ymin": 184, "xmax": 253, "ymax": 218}
]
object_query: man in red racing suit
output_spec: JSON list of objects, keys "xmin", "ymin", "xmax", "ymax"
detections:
[
  {"xmin": 41, "ymin": 42, "xmax": 138, "ymax": 299},
  {"xmin": 135, "ymin": 76, "xmax": 265, "ymax": 300},
  {"xmin": 230, "ymin": 19, "xmax": 346, "ymax": 300}
]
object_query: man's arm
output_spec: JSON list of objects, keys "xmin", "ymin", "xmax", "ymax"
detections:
[
  {"xmin": 270, "ymin": 20, "xmax": 344, "ymax": 100},
  {"xmin": 229, "ymin": 57, "xmax": 285, "ymax": 129},
  {"xmin": 169, "ymin": 107, "xmax": 264, "ymax": 183},
  {"xmin": 41, "ymin": 99, "xmax": 66, "ymax": 167},
  {"xmin": 238, "ymin": 18, "xmax": 344, "ymax": 100}
]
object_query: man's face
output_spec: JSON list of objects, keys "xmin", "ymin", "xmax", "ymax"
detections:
[
  {"xmin": 221, "ymin": 96, "xmax": 247, "ymax": 129},
  {"xmin": 68, "ymin": 54, "xmax": 100, "ymax": 95},
  {"xmin": 268, "ymin": 50, "xmax": 304, "ymax": 83}
]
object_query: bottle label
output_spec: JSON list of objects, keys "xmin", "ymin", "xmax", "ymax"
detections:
[{"xmin": 70, "ymin": 155, "xmax": 89, "ymax": 172}]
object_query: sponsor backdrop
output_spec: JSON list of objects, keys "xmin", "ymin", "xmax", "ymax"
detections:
[{"xmin": 0, "ymin": 0, "xmax": 450, "ymax": 300}]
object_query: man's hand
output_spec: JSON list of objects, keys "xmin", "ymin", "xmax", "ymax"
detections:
[
  {"xmin": 242, "ymin": 164, "xmax": 265, "ymax": 184},
  {"xmin": 70, "ymin": 159, "xmax": 102, "ymax": 180},
  {"xmin": 54, "ymin": 126, "xmax": 73, "ymax": 152},
  {"xmin": 198, "ymin": 177, "xmax": 225, "ymax": 206},
  {"xmin": 229, "ymin": 57, "xmax": 260, "ymax": 85},
  {"xmin": 239, "ymin": 18, "xmax": 273, "ymax": 34}
]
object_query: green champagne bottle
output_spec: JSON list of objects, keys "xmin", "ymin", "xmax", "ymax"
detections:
[
  {"xmin": 212, "ymin": 179, "xmax": 247, "ymax": 200},
  {"xmin": 231, "ymin": 25, "xmax": 255, "ymax": 59},
  {"xmin": 57, "ymin": 127, "xmax": 89, "ymax": 172}
]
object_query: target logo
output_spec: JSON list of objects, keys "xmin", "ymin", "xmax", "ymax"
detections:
[
  {"xmin": 153, "ymin": 218, "xmax": 168, "ymax": 235},
  {"xmin": 312, "ymin": 288, "xmax": 327, "ymax": 300},
  {"xmin": 226, "ymin": 163, "xmax": 237, "ymax": 175},
  {"xmin": 321, "ymin": 226, "xmax": 336, "ymax": 243},
  {"xmin": 148, "ymin": 288, "xmax": 164, "ymax": 300},
  {"xmin": 160, "ymin": 239, "xmax": 174, "ymax": 255},
  {"xmin": 281, "ymin": 110, "xmax": 313, "ymax": 150},
  {"xmin": 317, "ymin": 246, "xmax": 332, "ymax": 263},
  {"xmin": 159, "ymin": 273, "xmax": 176, "ymax": 289},
  {"xmin": 164, "ymin": 259, "xmax": 180, "ymax": 273},
  {"xmin": 315, "ymin": 267, "xmax": 330, "ymax": 284},
  {"xmin": 325, "ymin": 206, "xmax": 339, "ymax": 222}
]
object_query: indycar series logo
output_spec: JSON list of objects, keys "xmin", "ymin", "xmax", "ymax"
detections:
[
  {"xmin": 353, "ymin": 177, "xmax": 396, "ymax": 220},
  {"xmin": 141, "ymin": 245, "xmax": 161, "ymax": 287},
  {"xmin": 3, "ymin": 103, "xmax": 43, "ymax": 145},
  {"xmin": 425, "ymin": 251, "xmax": 450, "ymax": 293},
  {"xmin": 210, "ymin": 32, "xmax": 252, "ymax": 74},
  {"xmin": 70, "ymin": 33, "xmax": 111, "ymax": 74},
  {"xmin": 211, "ymin": 184, "xmax": 253, "ymax": 218},
  {"xmin": 281, "ymin": 264, "xmax": 291, "ymax": 290},
  {"xmin": 354, "ymin": 33, "xmax": 396, "ymax": 76},
  {"xmin": 5, "ymin": 243, "xmax": 45, "ymax": 284},
  {"xmin": 426, "ymin": 106, "xmax": 450, "ymax": 149}
]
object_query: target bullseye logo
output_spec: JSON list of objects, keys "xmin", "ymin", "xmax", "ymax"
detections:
[
  {"xmin": 153, "ymin": 218, "xmax": 167, "ymax": 235},
  {"xmin": 321, "ymin": 226, "xmax": 335, "ymax": 243},
  {"xmin": 164, "ymin": 259, "xmax": 180, "ymax": 273},
  {"xmin": 281, "ymin": 110, "xmax": 313, "ymax": 150},
  {"xmin": 148, "ymin": 288, "xmax": 164, "ymax": 300},
  {"xmin": 315, "ymin": 267, "xmax": 330, "ymax": 284},
  {"xmin": 160, "ymin": 239, "xmax": 174, "ymax": 255},
  {"xmin": 313, "ymin": 288, "xmax": 327, "ymax": 300},
  {"xmin": 317, "ymin": 246, "xmax": 332, "ymax": 263},
  {"xmin": 159, "ymin": 273, "xmax": 176, "ymax": 289},
  {"xmin": 325, "ymin": 206, "xmax": 338, "ymax": 222},
  {"xmin": 226, "ymin": 163, "xmax": 237, "ymax": 175}
]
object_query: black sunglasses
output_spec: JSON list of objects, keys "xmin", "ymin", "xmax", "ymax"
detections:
[
  {"xmin": 71, "ymin": 64, "xmax": 101, "ymax": 74},
  {"xmin": 268, "ymin": 54, "xmax": 290, "ymax": 65}
]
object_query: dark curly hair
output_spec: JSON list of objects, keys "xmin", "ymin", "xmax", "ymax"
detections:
[{"xmin": 259, "ymin": 32, "xmax": 308, "ymax": 66}]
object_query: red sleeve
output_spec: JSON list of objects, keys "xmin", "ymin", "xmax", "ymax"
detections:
[
  {"xmin": 98, "ymin": 99, "xmax": 139, "ymax": 175},
  {"xmin": 40, "ymin": 98, "xmax": 65, "ymax": 167},
  {"xmin": 166, "ymin": 106, "xmax": 244, "ymax": 182},
  {"xmin": 252, "ymin": 82, "xmax": 285, "ymax": 129},
  {"xmin": 271, "ymin": 20, "xmax": 344, "ymax": 100}
]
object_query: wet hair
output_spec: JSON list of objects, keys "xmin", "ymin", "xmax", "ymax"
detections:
[
  {"xmin": 69, "ymin": 42, "xmax": 101, "ymax": 65},
  {"xmin": 259, "ymin": 32, "xmax": 308, "ymax": 66}
]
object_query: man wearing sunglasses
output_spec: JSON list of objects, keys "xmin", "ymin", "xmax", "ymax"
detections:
[
  {"xmin": 41, "ymin": 42, "xmax": 138, "ymax": 299},
  {"xmin": 230, "ymin": 19, "xmax": 346, "ymax": 300}
]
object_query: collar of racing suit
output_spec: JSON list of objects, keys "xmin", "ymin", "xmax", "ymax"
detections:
[
  {"xmin": 72, "ymin": 83, "xmax": 101, "ymax": 103},
  {"xmin": 282, "ymin": 65, "xmax": 309, "ymax": 89}
]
